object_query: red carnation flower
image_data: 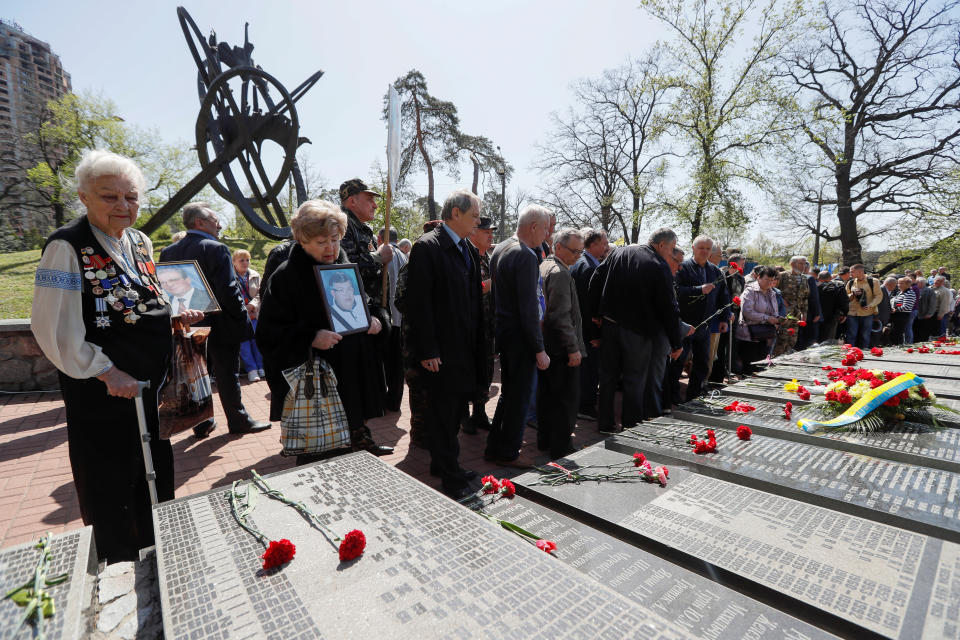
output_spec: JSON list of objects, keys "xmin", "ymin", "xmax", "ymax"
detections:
[
  {"xmin": 788, "ymin": 328, "xmax": 796, "ymax": 335},
  {"xmin": 690, "ymin": 433, "xmax": 698, "ymax": 442},
  {"xmin": 897, "ymin": 390, "xmax": 909, "ymax": 400},
  {"xmin": 870, "ymin": 378, "xmax": 884, "ymax": 388},
  {"xmin": 825, "ymin": 390, "xmax": 838, "ymax": 402},
  {"xmin": 919, "ymin": 386, "xmax": 930, "ymax": 398},
  {"xmin": 632, "ymin": 452, "xmax": 647, "ymax": 467},
  {"xmin": 481, "ymin": 475, "xmax": 500, "ymax": 494},
  {"xmin": 660, "ymin": 466, "xmax": 669, "ymax": 477},
  {"xmin": 732, "ymin": 295, "xmax": 742, "ymax": 305},
  {"xmin": 338, "ymin": 529, "xmax": 366, "ymax": 562},
  {"xmin": 822, "ymin": 365, "xmax": 834, "ymax": 371},
  {"xmin": 706, "ymin": 429, "xmax": 715, "ymax": 438},
  {"xmin": 906, "ymin": 347, "xmax": 915, "ymax": 353},
  {"xmin": 870, "ymin": 347, "xmax": 883, "ymax": 356},
  {"xmin": 798, "ymin": 389, "xmax": 811, "ymax": 401},
  {"xmin": 837, "ymin": 390, "xmax": 853, "ymax": 404},
  {"xmin": 536, "ymin": 539, "xmax": 557, "ymax": 553},
  {"xmin": 261, "ymin": 539, "xmax": 296, "ymax": 570},
  {"xmin": 737, "ymin": 425, "xmax": 752, "ymax": 440},
  {"xmin": 784, "ymin": 401, "xmax": 793, "ymax": 419},
  {"xmin": 499, "ymin": 479, "xmax": 516, "ymax": 498},
  {"xmin": 798, "ymin": 320, "xmax": 807, "ymax": 327},
  {"xmin": 883, "ymin": 396, "xmax": 901, "ymax": 407}
]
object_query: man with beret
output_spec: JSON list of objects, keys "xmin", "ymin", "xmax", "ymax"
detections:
[
  {"xmin": 338, "ymin": 178, "xmax": 394, "ymax": 456},
  {"xmin": 463, "ymin": 216, "xmax": 497, "ymax": 434}
]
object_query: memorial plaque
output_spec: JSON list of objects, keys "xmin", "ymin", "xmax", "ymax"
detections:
[
  {"xmin": 514, "ymin": 446, "xmax": 960, "ymax": 640},
  {"xmin": 718, "ymin": 379, "xmax": 960, "ymax": 412},
  {"xmin": 482, "ymin": 493, "xmax": 837, "ymax": 639},
  {"xmin": 776, "ymin": 346, "xmax": 960, "ymax": 369},
  {"xmin": 0, "ymin": 527, "xmax": 97, "ymax": 640},
  {"xmin": 609, "ymin": 419, "xmax": 960, "ymax": 544},
  {"xmin": 673, "ymin": 395, "xmax": 960, "ymax": 474},
  {"xmin": 153, "ymin": 452, "xmax": 691, "ymax": 640},
  {"xmin": 750, "ymin": 363, "xmax": 960, "ymax": 399}
]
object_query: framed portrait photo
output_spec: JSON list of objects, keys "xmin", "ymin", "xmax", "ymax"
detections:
[
  {"xmin": 314, "ymin": 263, "xmax": 370, "ymax": 336},
  {"xmin": 156, "ymin": 260, "xmax": 221, "ymax": 317}
]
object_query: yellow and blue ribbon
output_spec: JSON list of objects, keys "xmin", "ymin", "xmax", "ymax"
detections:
[{"xmin": 797, "ymin": 373, "xmax": 924, "ymax": 432}]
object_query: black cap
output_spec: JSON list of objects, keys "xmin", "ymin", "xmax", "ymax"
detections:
[
  {"xmin": 339, "ymin": 178, "xmax": 381, "ymax": 203},
  {"xmin": 477, "ymin": 217, "xmax": 497, "ymax": 231}
]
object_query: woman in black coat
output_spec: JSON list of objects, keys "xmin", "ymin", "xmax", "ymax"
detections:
[{"xmin": 256, "ymin": 200, "xmax": 386, "ymax": 462}]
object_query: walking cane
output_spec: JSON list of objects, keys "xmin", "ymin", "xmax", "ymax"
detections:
[{"xmin": 133, "ymin": 380, "xmax": 159, "ymax": 506}]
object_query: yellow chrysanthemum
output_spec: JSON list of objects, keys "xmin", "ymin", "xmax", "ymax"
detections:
[
  {"xmin": 849, "ymin": 380, "xmax": 872, "ymax": 399},
  {"xmin": 826, "ymin": 381, "xmax": 846, "ymax": 393},
  {"xmin": 783, "ymin": 379, "xmax": 799, "ymax": 392}
]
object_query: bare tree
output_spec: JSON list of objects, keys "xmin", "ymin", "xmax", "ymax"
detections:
[{"xmin": 780, "ymin": 0, "xmax": 960, "ymax": 265}]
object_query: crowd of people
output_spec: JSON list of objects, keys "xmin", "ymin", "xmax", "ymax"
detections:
[{"xmin": 30, "ymin": 148, "xmax": 960, "ymax": 559}]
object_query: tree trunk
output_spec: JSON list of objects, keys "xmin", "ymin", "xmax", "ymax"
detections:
[
  {"xmin": 54, "ymin": 201, "xmax": 64, "ymax": 229},
  {"xmin": 690, "ymin": 186, "xmax": 707, "ymax": 241},
  {"xmin": 412, "ymin": 93, "xmax": 437, "ymax": 220},
  {"xmin": 470, "ymin": 158, "xmax": 480, "ymax": 194},
  {"xmin": 835, "ymin": 171, "xmax": 862, "ymax": 265}
]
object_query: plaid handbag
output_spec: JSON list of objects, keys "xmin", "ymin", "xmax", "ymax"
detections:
[{"xmin": 279, "ymin": 351, "xmax": 351, "ymax": 456}]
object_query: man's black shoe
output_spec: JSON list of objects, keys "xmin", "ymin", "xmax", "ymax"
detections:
[
  {"xmin": 228, "ymin": 419, "xmax": 271, "ymax": 435},
  {"xmin": 193, "ymin": 418, "xmax": 216, "ymax": 439},
  {"xmin": 469, "ymin": 412, "xmax": 492, "ymax": 431},
  {"xmin": 365, "ymin": 444, "xmax": 394, "ymax": 456}
]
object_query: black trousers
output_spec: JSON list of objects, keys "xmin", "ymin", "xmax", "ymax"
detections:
[
  {"xmin": 667, "ymin": 326, "xmax": 711, "ymax": 403},
  {"xmin": 423, "ymin": 375, "xmax": 471, "ymax": 492},
  {"xmin": 208, "ymin": 340, "xmax": 251, "ymax": 429},
  {"xmin": 890, "ymin": 313, "xmax": 912, "ymax": 345},
  {"xmin": 737, "ymin": 339, "xmax": 769, "ymax": 376},
  {"xmin": 383, "ymin": 326, "xmax": 404, "ymax": 411},
  {"xmin": 579, "ymin": 342, "xmax": 599, "ymax": 414},
  {"xmin": 537, "ymin": 357, "xmax": 580, "ymax": 459},
  {"xmin": 486, "ymin": 344, "xmax": 536, "ymax": 461},
  {"xmin": 60, "ymin": 372, "xmax": 174, "ymax": 564}
]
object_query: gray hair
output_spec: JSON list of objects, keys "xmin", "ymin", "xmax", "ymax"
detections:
[
  {"xmin": 672, "ymin": 247, "xmax": 685, "ymax": 259},
  {"xmin": 692, "ymin": 235, "xmax": 713, "ymax": 250},
  {"xmin": 554, "ymin": 227, "xmax": 582, "ymax": 248},
  {"xmin": 75, "ymin": 149, "xmax": 146, "ymax": 194},
  {"xmin": 790, "ymin": 255, "xmax": 808, "ymax": 267},
  {"xmin": 183, "ymin": 202, "xmax": 214, "ymax": 230},
  {"xmin": 517, "ymin": 204, "xmax": 552, "ymax": 229},
  {"xmin": 647, "ymin": 227, "xmax": 677, "ymax": 246},
  {"xmin": 398, "ymin": 238, "xmax": 412, "ymax": 250},
  {"xmin": 884, "ymin": 276, "xmax": 898, "ymax": 285},
  {"xmin": 440, "ymin": 189, "xmax": 479, "ymax": 221},
  {"xmin": 934, "ymin": 275, "xmax": 946, "ymax": 286}
]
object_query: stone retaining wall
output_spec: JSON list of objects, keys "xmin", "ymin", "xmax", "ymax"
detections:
[{"xmin": 0, "ymin": 319, "xmax": 59, "ymax": 391}]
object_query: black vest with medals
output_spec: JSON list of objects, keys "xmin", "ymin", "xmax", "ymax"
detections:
[{"xmin": 43, "ymin": 216, "xmax": 172, "ymax": 381}]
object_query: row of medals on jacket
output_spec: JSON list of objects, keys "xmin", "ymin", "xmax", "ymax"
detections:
[{"xmin": 81, "ymin": 243, "xmax": 169, "ymax": 328}]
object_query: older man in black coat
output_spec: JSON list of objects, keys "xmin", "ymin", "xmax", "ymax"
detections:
[
  {"xmin": 569, "ymin": 228, "xmax": 608, "ymax": 419},
  {"xmin": 159, "ymin": 203, "xmax": 270, "ymax": 434},
  {"xmin": 405, "ymin": 189, "xmax": 484, "ymax": 499}
]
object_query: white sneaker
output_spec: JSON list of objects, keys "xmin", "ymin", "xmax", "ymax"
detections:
[
  {"xmin": 258, "ymin": 369, "xmax": 266, "ymax": 377},
  {"xmin": 247, "ymin": 371, "xmax": 261, "ymax": 382}
]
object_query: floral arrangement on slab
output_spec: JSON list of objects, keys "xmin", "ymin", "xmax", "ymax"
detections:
[
  {"xmin": 3, "ymin": 533, "xmax": 68, "ymax": 639},
  {"xmin": 461, "ymin": 475, "xmax": 556, "ymax": 554},
  {"xmin": 230, "ymin": 470, "xmax": 367, "ymax": 570}
]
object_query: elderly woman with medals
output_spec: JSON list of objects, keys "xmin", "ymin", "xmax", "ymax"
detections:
[{"xmin": 31, "ymin": 150, "xmax": 203, "ymax": 563}]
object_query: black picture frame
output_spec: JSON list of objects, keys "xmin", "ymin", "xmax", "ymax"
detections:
[
  {"xmin": 314, "ymin": 263, "xmax": 371, "ymax": 336},
  {"xmin": 156, "ymin": 260, "xmax": 222, "ymax": 316}
]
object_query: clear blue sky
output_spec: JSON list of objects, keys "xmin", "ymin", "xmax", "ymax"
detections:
[{"xmin": 6, "ymin": 1, "xmax": 662, "ymax": 207}]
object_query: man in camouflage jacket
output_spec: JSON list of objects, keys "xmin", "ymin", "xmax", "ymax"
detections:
[{"xmin": 772, "ymin": 256, "xmax": 810, "ymax": 356}]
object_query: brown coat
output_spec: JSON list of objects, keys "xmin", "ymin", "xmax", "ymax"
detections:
[{"xmin": 540, "ymin": 256, "xmax": 586, "ymax": 357}]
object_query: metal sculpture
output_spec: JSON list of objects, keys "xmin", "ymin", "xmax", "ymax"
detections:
[{"xmin": 139, "ymin": 7, "xmax": 323, "ymax": 239}]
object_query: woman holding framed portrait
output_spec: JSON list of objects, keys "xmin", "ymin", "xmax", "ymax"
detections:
[{"xmin": 256, "ymin": 199, "xmax": 391, "ymax": 460}]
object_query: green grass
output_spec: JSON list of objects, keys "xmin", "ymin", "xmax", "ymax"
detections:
[{"xmin": 0, "ymin": 238, "xmax": 281, "ymax": 320}]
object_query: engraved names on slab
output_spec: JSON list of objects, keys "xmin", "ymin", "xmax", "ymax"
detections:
[
  {"xmin": 154, "ymin": 452, "xmax": 690, "ymax": 640},
  {"xmin": 515, "ymin": 446, "xmax": 960, "ymax": 640},
  {"xmin": 610, "ymin": 419, "xmax": 960, "ymax": 543},
  {"xmin": 673, "ymin": 395, "xmax": 960, "ymax": 474},
  {"xmin": 482, "ymin": 494, "xmax": 837, "ymax": 639},
  {"xmin": 0, "ymin": 527, "xmax": 96, "ymax": 640}
]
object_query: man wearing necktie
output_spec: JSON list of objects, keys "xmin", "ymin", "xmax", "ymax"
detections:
[{"xmin": 667, "ymin": 235, "xmax": 730, "ymax": 404}]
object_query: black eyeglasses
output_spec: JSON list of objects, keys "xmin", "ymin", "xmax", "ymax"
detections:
[{"xmin": 560, "ymin": 244, "xmax": 584, "ymax": 256}]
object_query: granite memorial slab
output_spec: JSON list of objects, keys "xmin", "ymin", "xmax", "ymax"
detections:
[
  {"xmin": 769, "ymin": 355, "xmax": 960, "ymax": 381},
  {"xmin": 775, "ymin": 346, "xmax": 960, "ymax": 368},
  {"xmin": 609, "ymin": 419, "xmax": 960, "ymax": 544},
  {"xmin": 718, "ymin": 379, "xmax": 960, "ymax": 412},
  {"xmin": 482, "ymin": 492, "xmax": 837, "ymax": 639},
  {"xmin": 749, "ymin": 363, "xmax": 960, "ymax": 400},
  {"xmin": 672, "ymin": 395, "xmax": 960, "ymax": 474},
  {"xmin": 514, "ymin": 446, "xmax": 960, "ymax": 640},
  {"xmin": 0, "ymin": 527, "xmax": 97, "ymax": 640},
  {"xmin": 153, "ymin": 451, "xmax": 692, "ymax": 640}
]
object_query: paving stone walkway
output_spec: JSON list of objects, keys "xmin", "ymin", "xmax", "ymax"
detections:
[{"xmin": 0, "ymin": 369, "xmax": 618, "ymax": 550}]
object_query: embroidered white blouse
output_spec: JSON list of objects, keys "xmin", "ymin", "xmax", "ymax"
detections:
[{"xmin": 31, "ymin": 221, "xmax": 155, "ymax": 379}]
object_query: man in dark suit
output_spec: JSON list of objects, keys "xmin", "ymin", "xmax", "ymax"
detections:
[
  {"xmin": 569, "ymin": 228, "xmax": 609, "ymax": 419},
  {"xmin": 668, "ymin": 235, "xmax": 729, "ymax": 403},
  {"xmin": 159, "ymin": 202, "xmax": 270, "ymax": 435},
  {"xmin": 484, "ymin": 205, "xmax": 552, "ymax": 467},
  {"xmin": 588, "ymin": 228, "xmax": 683, "ymax": 432},
  {"xmin": 405, "ymin": 189, "xmax": 484, "ymax": 499}
]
